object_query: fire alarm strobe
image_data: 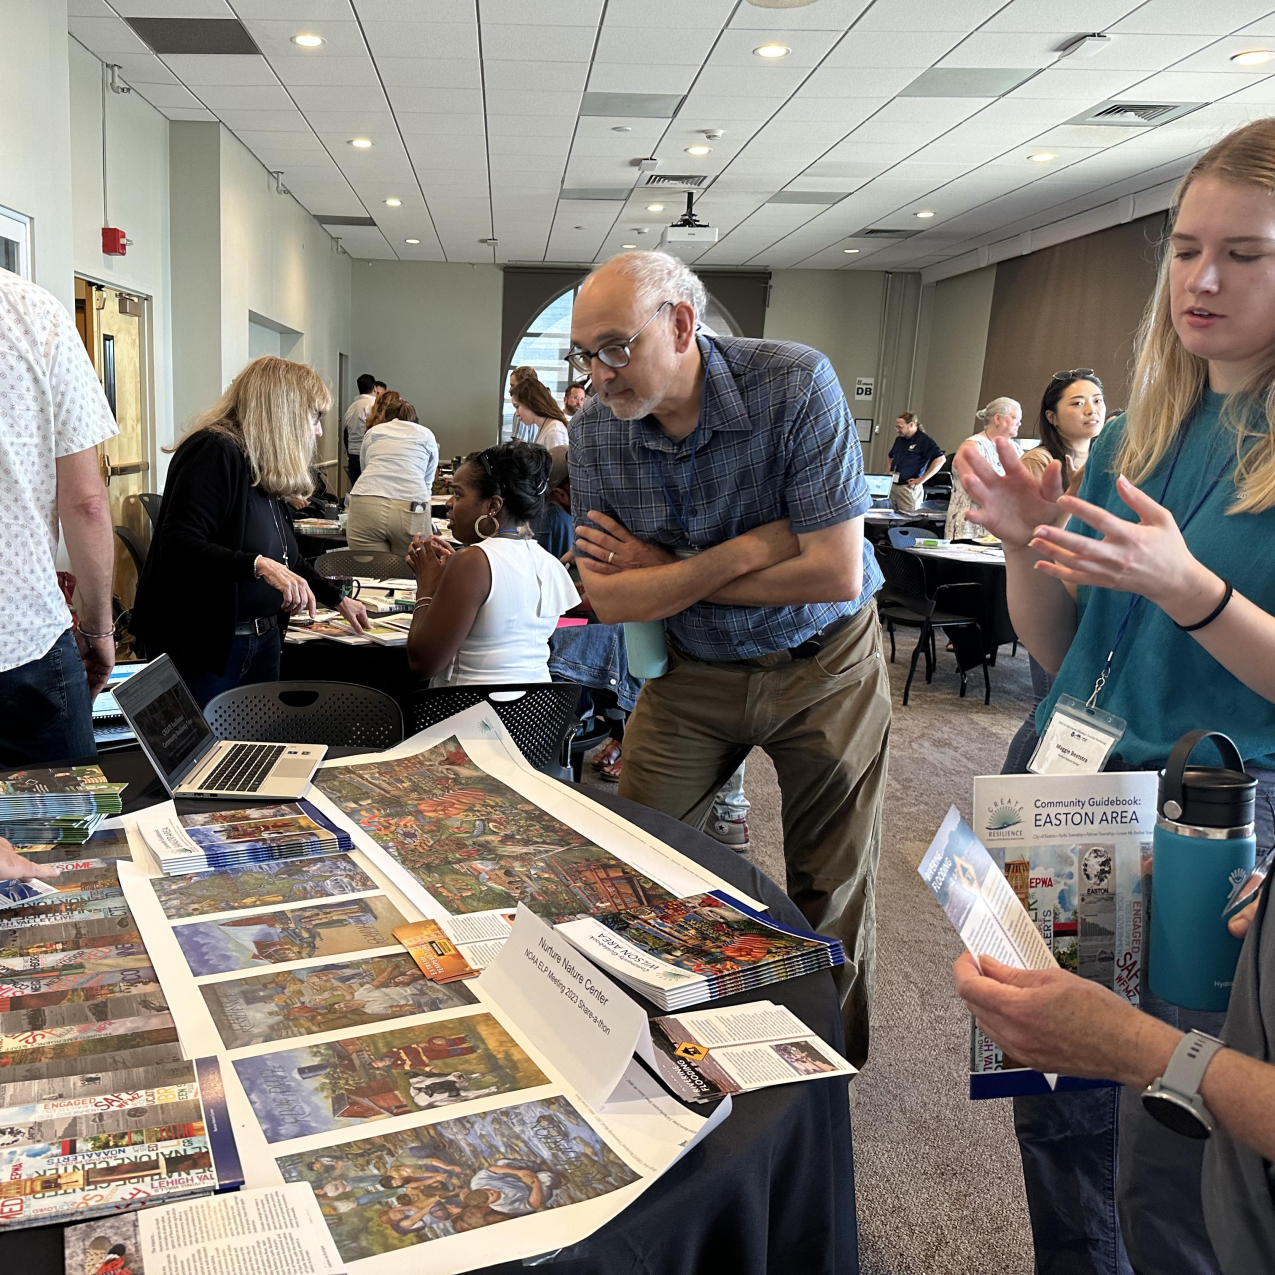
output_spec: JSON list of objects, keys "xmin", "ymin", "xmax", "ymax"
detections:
[{"xmin": 101, "ymin": 227, "xmax": 131, "ymax": 256}]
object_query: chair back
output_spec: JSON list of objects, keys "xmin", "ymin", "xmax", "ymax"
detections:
[
  {"xmin": 113, "ymin": 525, "xmax": 148, "ymax": 575},
  {"xmin": 887, "ymin": 525, "xmax": 934, "ymax": 550},
  {"xmin": 204, "ymin": 681, "xmax": 404, "ymax": 750},
  {"xmin": 405, "ymin": 683, "xmax": 582, "ymax": 776},
  {"xmin": 316, "ymin": 549, "xmax": 409, "ymax": 581},
  {"xmin": 138, "ymin": 492, "xmax": 163, "ymax": 529},
  {"xmin": 875, "ymin": 545, "xmax": 933, "ymax": 613}
]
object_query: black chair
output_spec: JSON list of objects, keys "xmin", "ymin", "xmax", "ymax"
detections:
[
  {"xmin": 204, "ymin": 681, "xmax": 404, "ymax": 750},
  {"xmin": 113, "ymin": 525, "xmax": 148, "ymax": 575},
  {"xmin": 315, "ymin": 548, "xmax": 409, "ymax": 581},
  {"xmin": 138, "ymin": 492, "xmax": 163, "ymax": 529},
  {"xmin": 405, "ymin": 683, "xmax": 584, "ymax": 781},
  {"xmin": 875, "ymin": 545, "xmax": 991, "ymax": 705}
]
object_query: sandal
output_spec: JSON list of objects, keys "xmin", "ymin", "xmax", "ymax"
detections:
[
  {"xmin": 599, "ymin": 756, "xmax": 622, "ymax": 783},
  {"xmin": 591, "ymin": 740, "xmax": 622, "ymax": 772}
]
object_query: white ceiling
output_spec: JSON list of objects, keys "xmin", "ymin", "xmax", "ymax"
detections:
[{"xmin": 68, "ymin": 0, "xmax": 1275, "ymax": 272}]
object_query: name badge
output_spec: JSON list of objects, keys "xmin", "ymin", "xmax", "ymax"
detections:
[{"xmin": 1029, "ymin": 694, "xmax": 1126, "ymax": 775}]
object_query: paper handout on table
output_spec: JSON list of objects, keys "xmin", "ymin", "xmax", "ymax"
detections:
[
  {"xmin": 648, "ymin": 1001, "xmax": 856, "ymax": 1104},
  {"xmin": 395, "ymin": 919, "xmax": 479, "ymax": 982},
  {"xmin": 64, "ymin": 1184, "xmax": 341, "ymax": 1275},
  {"xmin": 917, "ymin": 806, "xmax": 1058, "ymax": 973}
]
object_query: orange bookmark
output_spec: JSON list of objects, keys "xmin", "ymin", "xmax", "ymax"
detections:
[{"xmin": 394, "ymin": 920, "xmax": 478, "ymax": 982}]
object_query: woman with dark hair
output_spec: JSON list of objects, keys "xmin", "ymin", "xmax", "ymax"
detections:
[
  {"xmin": 511, "ymin": 379, "xmax": 570, "ymax": 450},
  {"xmin": 405, "ymin": 441, "xmax": 578, "ymax": 685},
  {"xmin": 1021, "ymin": 370, "xmax": 1107, "ymax": 487}
]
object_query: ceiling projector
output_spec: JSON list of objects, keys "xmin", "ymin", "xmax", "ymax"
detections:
[{"xmin": 659, "ymin": 193, "xmax": 718, "ymax": 255}]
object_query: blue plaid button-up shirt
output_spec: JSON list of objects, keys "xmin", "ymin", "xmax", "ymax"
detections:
[{"xmin": 569, "ymin": 334, "xmax": 882, "ymax": 661}]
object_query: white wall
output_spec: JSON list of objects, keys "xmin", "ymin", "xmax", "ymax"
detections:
[
  {"xmin": 351, "ymin": 261, "xmax": 503, "ymax": 461},
  {"xmin": 0, "ymin": 0, "xmax": 74, "ymax": 305},
  {"xmin": 916, "ymin": 266, "xmax": 997, "ymax": 454},
  {"xmin": 68, "ymin": 38, "xmax": 173, "ymax": 467}
]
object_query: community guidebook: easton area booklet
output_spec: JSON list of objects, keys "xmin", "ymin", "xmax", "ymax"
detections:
[
  {"xmin": 117, "ymin": 706, "xmax": 743, "ymax": 1275},
  {"xmin": 968, "ymin": 771, "xmax": 1157, "ymax": 1098}
]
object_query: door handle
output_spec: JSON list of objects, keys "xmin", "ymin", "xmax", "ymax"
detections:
[{"xmin": 99, "ymin": 454, "xmax": 150, "ymax": 486}]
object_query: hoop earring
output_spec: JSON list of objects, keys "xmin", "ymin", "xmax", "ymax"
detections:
[{"xmin": 475, "ymin": 513, "xmax": 500, "ymax": 540}]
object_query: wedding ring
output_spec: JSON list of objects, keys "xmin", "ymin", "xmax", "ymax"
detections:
[{"xmin": 608, "ymin": 551, "xmax": 615, "ymax": 563}]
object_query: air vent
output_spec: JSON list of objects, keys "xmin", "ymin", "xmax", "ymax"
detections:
[
  {"xmin": 858, "ymin": 227, "xmax": 920, "ymax": 239},
  {"xmin": 1067, "ymin": 100, "xmax": 1204, "ymax": 127},
  {"xmin": 315, "ymin": 215, "xmax": 377, "ymax": 226},
  {"xmin": 641, "ymin": 173, "xmax": 708, "ymax": 188},
  {"xmin": 124, "ymin": 16, "xmax": 258, "ymax": 55}
]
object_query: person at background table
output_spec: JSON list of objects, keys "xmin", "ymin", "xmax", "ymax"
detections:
[
  {"xmin": 342, "ymin": 373, "xmax": 383, "ymax": 486},
  {"xmin": 566, "ymin": 249, "xmax": 890, "ymax": 1068},
  {"xmin": 563, "ymin": 383, "xmax": 587, "ymax": 418},
  {"xmin": 953, "ymin": 118, "xmax": 1275, "ymax": 1275},
  {"xmin": 346, "ymin": 399, "xmax": 438, "ymax": 557},
  {"xmin": 0, "ymin": 271, "xmax": 117, "ymax": 765},
  {"xmin": 133, "ymin": 357, "xmax": 369, "ymax": 708},
  {"xmin": 511, "ymin": 378, "xmax": 570, "ymax": 451},
  {"xmin": 507, "ymin": 366, "xmax": 539, "ymax": 442},
  {"xmin": 405, "ymin": 442, "xmax": 578, "ymax": 686},
  {"xmin": 886, "ymin": 411, "xmax": 945, "ymax": 513},
  {"xmin": 531, "ymin": 446, "xmax": 572, "ymax": 561},
  {"xmin": 1019, "ymin": 371, "xmax": 1107, "ymax": 703},
  {"xmin": 945, "ymin": 396, "xmax": 1022, "ymax": 540}
]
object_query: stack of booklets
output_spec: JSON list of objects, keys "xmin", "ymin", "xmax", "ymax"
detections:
[
  {"xmin": 0, "ymin": 854, "xmax": 242, "ymax": 1230},
  {"xmin": 555, "ymin": 891, "xmax": 845, "ymax": 1010},
  {"xmin": 0, "ymin": 766, "xmax": 126, "ymax": 845},
  {"xmin": 142, "ymin": 802, "xmax": 354, "ymax": 875}
]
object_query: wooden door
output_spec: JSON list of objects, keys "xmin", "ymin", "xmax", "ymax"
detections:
[{"xmin": 74, "ymin": 279, "xmax": 152, "ymax": 614}]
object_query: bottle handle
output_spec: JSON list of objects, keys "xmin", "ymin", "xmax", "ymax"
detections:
[{"xmin": 1162, "ymin": 730, "xmax": 1245, "ymax": 817}]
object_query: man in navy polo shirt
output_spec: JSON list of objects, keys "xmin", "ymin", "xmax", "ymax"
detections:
[
  {"xmin": 567, "ymin": 250, "xmax": 890, "ymax": 1067},
  {"xmin": 886, "ymin": 411, "xmax": 945, "ymax": 513}
]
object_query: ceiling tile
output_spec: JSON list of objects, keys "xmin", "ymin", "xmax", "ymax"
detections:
[
  {"xmin": 129, "ymin": 81, "xmax": 205, "ymax": 109},
  {"xmin": 486, "ymin": 112, "xmax": 579, "ymax": 136},
  {"xmin": 386, "ymin": 86, "xmax": 484, "ymax": 113},
  {"xmin": 233, "ymin": 0, "xmax": 355, "ymax": 15},
  {"xmin": 770, "ymin": 96, "xmax": 889, "ymax": 123},
  {"xmin": 402, "ymin": 134, "xmax": 488, "ymax": 165},
  {"xmin": 1114, "ymin": 69, "xmax": 1265, "ymax": 100},
  {"xmin": 479, "ymin": 23, "xmax": 597, "ymax": 61},
  {"xmin": 485, "ymin": 88, "xmax": 583, "ymax": 115},
  {"xmin": 691, "ymin": 65, "xmax": 808, "ymax": 97},
  {"xmin": 1110, "ymin": 0, "xmax": 1275, "ymax": 34},
  {"xmin": 160, "ymin": 53, "xmax": 276, "ymax": 84},
  {"xmin": 587, "ymin": 64, "xmax": 698, "ymax": 94},
  {"xmin": 821, "ymin": 31, "xmax": 965, "ymax": 69},
  {"xmin": 99, "ymin": 52, "xmax": 180, "ymax": 85},
  {"xmin": 287, "ymin": 84, "xmax": 387, "ymax": 109},
  {"xmin": 801, "ymin": 66, "xmax": 932, "ymax": 98},
  {"xmin": 726, "ymin": 0, "xmax": 872, "ymax": 30},
  {"xmin": 272, "ymin": 55, "xmax": 380, "ymax": 86},
  {"xmin": 855, "ymin": 0, "xmax": 1007, "ymax": 33},
  {"xmin": 603, "ymin": 0, "xmax": 732, "ymax": 25},
  {"xmin": 982, "ymin": 0, "xmax": 1144, "ymax": 32},
  {"xmin": 482, "ymin": 58, "xmax": 588, "ymax": 92},
  {"xmin": 159, "ymin": 106, "xmax": 219, "ymax": 120},
  {"xmin": 214, "ymin": 107, "xmax": 310, "ymax": 130},
  {"xmin": 115, "ymin": 0, "xmax": 232, "ymax": 14},
  {"xmin": 1009, "ymin": 65, "xmax": 1150, "ymax": 98},
  {"xmin": 239, "ymin": 18, "xmax": 366, "ymax": 58},
  {"xmin": 677, "ymin": 92, "xmax": 783, "ymax": 121},
  {"xmin": 68, "ymin": 14, "xmax": 153, "ymax": 55},
  {"xmin": 397, "ymin": 111, "xmax": 488, "ymax": 135},
  {"xmin": 300, "ymin": 109, "xmax": 396, "ymax": 133},
  {"xmin": 195, "ymin": 82, "xmax": 294, "ymax": 109},
  {"xmin": 479, "ymin": 0, "xmax": 603, "ymax": 25},
  {"xmin": 708, "ymin": 28, "xmax": 843, "ymax": 69},
  {"xmin": 361, "ymin": 21, "xmax": 479, "ymax": 60},
  {"xmin": 593, "ymin": 24, "xmax": 715, "ymax": 66},
  {"xmin": 232, "ymin": 128, "xmax": 327, "ymax": 153},
  {"xmin": 939, "ymin": 31, "xmax": 1071, "ymax": 68},
  {"xmin": 377, "ymin": 58, "xmax": 482, "ymax": 90}
]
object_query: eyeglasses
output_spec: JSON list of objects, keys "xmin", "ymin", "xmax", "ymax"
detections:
[
  {"xmin": 565, "ymin": 301, "xmax": 672, "ymax": 376},
  {"xmin": 1052, "ymin": 368, "xmax": 1096, "ymax": 381}
]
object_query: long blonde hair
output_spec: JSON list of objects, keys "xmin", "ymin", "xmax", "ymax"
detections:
[
  {"xmin": 183, "ymin": 356, "xmax": 330, "ymax": 501},
  {"xmin": 1122, "ymin": 118, "xmax": 1275, "ymax": 513}
]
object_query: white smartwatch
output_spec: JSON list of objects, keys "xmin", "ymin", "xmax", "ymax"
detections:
[{"xmin": 1141, "ymin": 1029, "xmax": 1226, "ymax": 1140}]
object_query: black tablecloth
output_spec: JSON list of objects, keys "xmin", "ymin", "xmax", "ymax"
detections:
[
  {"xmin": 3, "ymin": 749, "xmax": 858, "ymax": 1275},
  {"xmin": 280, "ymin": 637, "xmax": 422, "ymax": 710}
]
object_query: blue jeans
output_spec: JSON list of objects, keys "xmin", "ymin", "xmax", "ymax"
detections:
[
  {"xmin": 181, "ymin": 629, "xmax": 282, "ymax": 709},
  {"xmin": 1005, "ymin": 722, "xmax": 1275, "ymax": 1275},
  {"xmin": 0, "ymin": 630, "xmax": 97, "ymax": 766}
]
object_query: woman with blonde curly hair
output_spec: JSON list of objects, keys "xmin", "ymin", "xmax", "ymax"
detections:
[{"xmin": 133, "ymin": 356, "xmax": 368, "ymax": 705}]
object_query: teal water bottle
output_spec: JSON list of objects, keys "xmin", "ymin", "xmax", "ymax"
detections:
[
  {"xmin": 623, "ymin": 621, "xmax": 669, "ymax": 680},
  {"xmin": 1149, "ymin": 730, "xmax": 1257, "ymax": 1012}
]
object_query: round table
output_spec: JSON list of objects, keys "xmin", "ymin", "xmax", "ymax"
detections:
[
  {"xmin": 2, "ymin": 748, "xmax": 859, "ymax": 1275},
  {"xmin": 901, "ymin": 543, "xmax": 1016, "ymax": 669}
]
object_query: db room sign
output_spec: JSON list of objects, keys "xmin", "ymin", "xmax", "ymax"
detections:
[{"xmin": 854, "ymin": 377, "xmax": 875, "ymax": 401}]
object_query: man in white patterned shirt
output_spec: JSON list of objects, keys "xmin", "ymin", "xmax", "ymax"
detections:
[{"xmin": 0, "ymin": 269, "xmax": 118, "ymax": 765}]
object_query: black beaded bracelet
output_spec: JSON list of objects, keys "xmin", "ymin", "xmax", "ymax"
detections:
[{"xmin": 1174, "ymin": 579, "xmax": 1234, "ymax": 632}]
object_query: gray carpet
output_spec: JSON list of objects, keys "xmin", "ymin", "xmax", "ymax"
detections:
[{"xmin": 585, "ymin": 634, "xmax": 1038, "ymax": 1273}]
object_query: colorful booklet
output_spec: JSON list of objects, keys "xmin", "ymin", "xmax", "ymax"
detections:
[
  {"xmin": 0, "ymin": 766, "xmax": 125, "ymax": 819},
  {"xmin": 555, "ymin": 891, "xmax": 845, "ymax": 1010}
]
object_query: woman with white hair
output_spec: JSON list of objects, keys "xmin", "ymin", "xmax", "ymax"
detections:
[{"xmin": 944, "ymin": 396, "xmax": 1022, "ymax": 540}]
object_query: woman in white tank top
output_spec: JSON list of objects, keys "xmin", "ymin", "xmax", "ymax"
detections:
[{"xmin": 405, "ymin": 441, "xmax": 579, "ymax": 686}]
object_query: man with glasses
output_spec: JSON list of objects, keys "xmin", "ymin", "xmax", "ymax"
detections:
[{"xmin": 567, "ymin": 250, "xmax": 890, "ymax": 1068}]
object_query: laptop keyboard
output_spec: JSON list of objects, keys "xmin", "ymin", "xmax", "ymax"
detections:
[{"xmin": 201, "ymin": 742, "xmax": 288, "ymax": 792}]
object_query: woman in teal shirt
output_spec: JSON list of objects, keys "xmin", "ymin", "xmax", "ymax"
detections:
[{"xmin": 956, "ymin": 119, "xmax": 1275, "ymax": 1275}]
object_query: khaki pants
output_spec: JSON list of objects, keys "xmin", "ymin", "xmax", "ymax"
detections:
[
  {"xmin": 619, "ymin": 602, "xmax": 891, "ymax": 1067},
  {"xmin": 346, "ymin": 495, "xmax": 428, "ymax": 557},
  {"xmin": 889, "ymin": 481, "xmax": 925, "ymax": 512}
]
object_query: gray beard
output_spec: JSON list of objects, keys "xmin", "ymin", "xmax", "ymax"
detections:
[{"xmin": 602, "ymin": 388, "xmax": 662, "ymax": 420}]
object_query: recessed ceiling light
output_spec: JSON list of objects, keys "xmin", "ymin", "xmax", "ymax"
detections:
[
  {"xmin": 1030, "ymin": 151, "xmax": 1057, "ymax": 163},
  {"xmin": 1231, "ymin": 48, "xmax": 1275, "ymax": 65},
  {"xmin": 348, "ymin": 138, "xmax": 373, "ymax": 148},
  {"xmin": 646, "ymin": 203, "xmax": 664, "ymax": 212},
  {"xmin": 383, "ymin": 198, "xmax": 401, "ymax": 206},
  {"xmin": 621, "ymin": 243, "xmax": 637, "ymax": 248},
  {"xmin": 843, "ymin": 248, "xmax": 860, "ymax": 254},
  {"xmin": 685, "ymin": 145, "xmax": 712, "ymax": 156},
  {"xmin": 405, "ymin": 238, "xmax": 420, "ymax": 244},
  {"xmin": 291, "ymin": 33, "xmax": 324, "ymax": 47},
  {"xmin": 915, "ymin": 210, "xmax": 936, "ymax": 219},
  {"xmin": 754, "ymin": 44, "xmax": 791, "ymax": 58}
]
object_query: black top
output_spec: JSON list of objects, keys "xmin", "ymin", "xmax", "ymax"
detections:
[
  {"xmin": 888, "ymin": 430, "xmax": 944, "ymax": 481},
  {"xmin": 131, "ymin": 429, "xmax": 341, "ymax": 674}
]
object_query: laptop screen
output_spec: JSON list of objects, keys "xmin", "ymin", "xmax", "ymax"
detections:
[
  {"xmin": 112, "ymin": 655, "xmax": 216, "ymax": 787},
  {"xmin": 863, "ymin": 474, "xmax": 894, "ymax": 498}
]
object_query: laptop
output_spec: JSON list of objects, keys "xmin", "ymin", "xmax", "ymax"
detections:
[
  {"xmin": 112, "ymin": 654, "xmax": 327, "ymax": 799},
  {"xmin": 864, "ymin": 474, "xmax": 895, "ymax": 499}
]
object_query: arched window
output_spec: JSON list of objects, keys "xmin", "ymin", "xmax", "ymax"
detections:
[{"xmin": 502, "ymin": 286, "xmax": 743, "ymax": 441}]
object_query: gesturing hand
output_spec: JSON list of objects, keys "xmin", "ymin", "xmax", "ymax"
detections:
[
  {"xmin": 1028, "ymin": 476, "xmax": 1223, "ymax": 622},
  {"xmin": 953, "ymin": 438, "xmax": 1066, "ymax": 549},
  {"xmin": 337, "ymin": 597, "xmax": 369, "ymax": 635},
  {"xmin": 575, "ymin": 511, "xmax": 677, "ymax": 576},
  {"xmin": 255, "ymin": 557, "xmax": 317, "ymax": 617},
  {"xmin": 0, "ymin": 837, "xmax": 60, "ymax": 883},
  {"xmin": 406, "ymin": 534, "xmax": 452, "ymax": 595}
]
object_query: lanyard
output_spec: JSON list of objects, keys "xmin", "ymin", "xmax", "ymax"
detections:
[
  {"xmin": 657, "ymin": 340, "xmax": 715, "ymax": 541},
  {"xmin": 1086, "ymin": 428, "xmax": 1233, "ymax": 709}
]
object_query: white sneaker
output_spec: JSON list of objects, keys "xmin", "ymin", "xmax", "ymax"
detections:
[{"xmin": 706, "ymin": 816, "xmax": 750, "ymax": 852}]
